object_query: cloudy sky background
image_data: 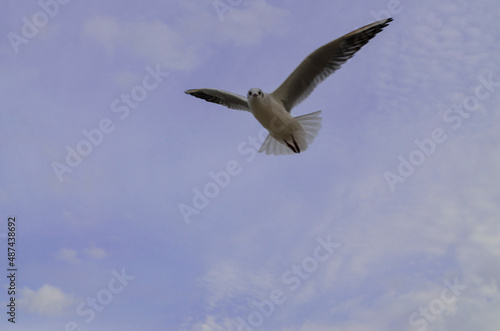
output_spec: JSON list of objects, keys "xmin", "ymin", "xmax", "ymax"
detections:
[{"xmin": 1, "ymin": 0, "xmax": 500, "ymax": 330}]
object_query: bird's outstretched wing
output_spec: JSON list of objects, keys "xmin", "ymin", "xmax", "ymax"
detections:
[
  {"xmin": 185, "ymin": 88, "xmax": 250, "ymax": 111},
  {"xmin": 271, "ymin": 18, "xmax": 393, "ymax": 112}
]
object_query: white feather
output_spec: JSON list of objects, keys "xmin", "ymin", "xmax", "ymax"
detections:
[{"xmin": 258, "ymin": 110, "xmax": 322, "ymax": 155}]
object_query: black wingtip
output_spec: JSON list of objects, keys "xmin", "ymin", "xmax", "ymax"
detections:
[
  {"xmin": 383, "ymin": 17, "xmax": 394, "ymax": 26},
  {"xmin": 373, "ymin": 17, "xmax": 393, "ymax": 31}
]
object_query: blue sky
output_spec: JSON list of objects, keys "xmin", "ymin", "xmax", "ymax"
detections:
[{"xmin": 1, "ymin": 0, "xmax": 500, "ymax": 330}]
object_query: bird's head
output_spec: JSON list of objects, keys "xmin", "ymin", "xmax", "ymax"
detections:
[{"xmin": 248, "ymin": 88, "xmax": 264, "ymax": 99}]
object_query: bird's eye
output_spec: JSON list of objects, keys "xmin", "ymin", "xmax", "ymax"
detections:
[{"xmin": 258, "ymin": 91, "xmax": 261, "ymax": 95}]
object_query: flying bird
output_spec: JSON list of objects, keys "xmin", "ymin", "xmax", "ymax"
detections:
[{"xmin": 185, "ymin": 18, "xmax": 393, "ymax": 155}]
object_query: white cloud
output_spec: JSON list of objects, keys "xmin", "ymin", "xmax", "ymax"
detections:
[
  {"xmin": 84, "ymin": 246, "xmax": 108, "ymax": 259},
  {"xmin": 201, "ymin": 260, "xmax": 275, "ymax": 310},
  {"xmin": 56, "ymin": 246, "xmax": 107, "ymax": 263},
  {"xmin": 19, "ymin": 284, "xmax": 73, "ymax": 317},
  {"xmin": 82, "ymin": 1, "xmax": 291, "ymax": 72},
  {"xmin": 83, "ymin": 15, "xmax": 199, "ymax": 71},
  {"xmin": 373, "ymin": 0, "xmax": 499, "ymax": 119},
  {"xmin": 56, "ymin": 248, "xmax": 81, "ymax": 264},
  {"xmin": 181, "ymin": 315, "xmax": 236, "ymax": 331},
  {"xmin": 211, "ymin": 0, "xmax": 291, "ymax": 46}
]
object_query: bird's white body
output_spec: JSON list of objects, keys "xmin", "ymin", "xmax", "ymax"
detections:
[
  {"xmin": 185, "ymin": 18, "xmax": 393, "ymax": 155},
  {"xmin": 247, "ymin": 88, "xmax": 316, "ymax": 154}
]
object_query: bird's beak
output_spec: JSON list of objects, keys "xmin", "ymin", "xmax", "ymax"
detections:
[{"xmin": 252, "ymin": 93, "xmax": 258, "ymax": 97}]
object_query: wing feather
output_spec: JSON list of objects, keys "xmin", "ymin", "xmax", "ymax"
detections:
[
  {"xmin": 185, "ymin": 88, "xmax": 250, "ymax": 111},
  {"xmin": 271, "ymin": 18, "xmax": 393, "ymax": 112}
]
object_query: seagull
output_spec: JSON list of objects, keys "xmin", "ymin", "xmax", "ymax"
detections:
[{"xmin": 185, "ymin": 18, "xmax": 393, "ymax": 155}]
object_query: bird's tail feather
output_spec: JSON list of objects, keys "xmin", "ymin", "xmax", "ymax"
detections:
[
  {"xmin": 259, "ymin": 134, "xmax": 295, "ymax": 155},
  {"xmin": 258, "ymin": 110, "xmax": 322, "ymax": 155},
  {"xmin": 295, "ymin": 110, "xmax": 322, "ymax": 144}
]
